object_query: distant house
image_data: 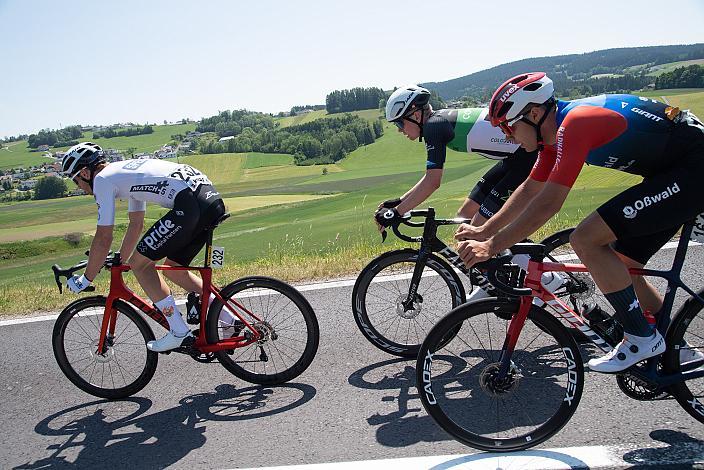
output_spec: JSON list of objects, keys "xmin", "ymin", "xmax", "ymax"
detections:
[
  {"xmin": 295, "ymin": 109, "xmax": 314, "ymax": 116},
  {"xmin": 133, "ymin": 153, "xmax": 153, "ymax": 159},
  {"xmin": 19, "ymin": 179, "xmax": 37, "ymax": 190},
  {"xmin": 54, "ymin": 151, "xmax": 66, "ymax": 160},
  {"xmin": 186, "ymin": 131, "xmax": 202, "ymax": 138},
  {"xmin": 178, "ymin": 141, "xmax": 191, "ymax": 151},
  {"xmin": 218, "ymin": 136, "xmax": 235, "ymax": 142},
  {"xmin": 37, "ymin": 144, "xmax": 50, "ymax": 152},
  {"xmin": 104, "ymin": 149, "xmax": 125, "ymax": 162},
  {"xmin": 154, "ymin": 145, "xmax": 176, "ymax": 159}
]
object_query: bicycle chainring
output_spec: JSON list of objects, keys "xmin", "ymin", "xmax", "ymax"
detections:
[{"xmin": 616, "ymin": 370, "xmax": 668, "ymax": 401}]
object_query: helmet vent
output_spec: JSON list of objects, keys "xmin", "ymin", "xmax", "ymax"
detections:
[
  {"xmin": 497, "ymin": 102, "xmax": 513, "ymax": 119},
  {"xmin": 524, "ymin": 83, "xmax": 542, "ymax": 91}
]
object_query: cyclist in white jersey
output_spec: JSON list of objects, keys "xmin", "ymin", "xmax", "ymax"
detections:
[{"xmin": 61, "ymin": 142, "xmax": 227, "ymax": 351}]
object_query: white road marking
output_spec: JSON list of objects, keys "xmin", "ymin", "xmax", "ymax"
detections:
[
  {"xmin": 236, "ymin": 442, "xmax": 704, "ymax": 469},
  {"xmin": 1, "ymin": 240, "xmax": 699, "ymax": 327}
]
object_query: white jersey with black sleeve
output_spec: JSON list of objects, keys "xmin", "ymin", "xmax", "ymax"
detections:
[{"xmin": 92, "ymin": 159, "xmax": 213, "ymax": 226}]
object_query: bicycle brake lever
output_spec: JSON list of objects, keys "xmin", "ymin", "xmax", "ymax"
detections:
[{"xmin": 52, "ymin": 265, "xmax": 63, "ymax": 294}]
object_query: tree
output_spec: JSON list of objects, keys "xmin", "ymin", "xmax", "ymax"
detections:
[
  {"xmin": 126, "ymin": 147, "xmax": 137, "ymax": 157},
  {"xmin": 34, "ymin": 176, "xmax": 67, "ymax": 200}
]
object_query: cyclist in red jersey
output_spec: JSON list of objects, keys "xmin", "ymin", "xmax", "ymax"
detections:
[{"xmin": 454, "ymin": 72, "xmax": 704, "ymax": 373}]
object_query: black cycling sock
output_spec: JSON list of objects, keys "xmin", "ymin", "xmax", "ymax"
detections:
[{"xmin": 605, "ymin": 285, "xmax": 652, "ymax": 337}]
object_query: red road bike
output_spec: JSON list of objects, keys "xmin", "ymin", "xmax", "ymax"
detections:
[{"xmin": 51, "ymin": 213, "xmax": 319, "ymax": 399}]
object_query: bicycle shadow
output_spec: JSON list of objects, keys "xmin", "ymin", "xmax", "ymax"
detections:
[
  {"xmin": 348, "ymin": 343, "xmax": 571, "ymax": 448},
  {"xmin": 14, "ymin": 382, "xmax": 316, "ymax": 469},
  {"xmin": 348, "ymin": 357, "xmax": 452, "ymax": 447},
  {"xmin": 622, "ymin": 429, "xmax": 704, "ymax": 469}
]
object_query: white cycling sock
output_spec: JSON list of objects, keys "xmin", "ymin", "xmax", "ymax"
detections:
[
  {"xmin": 208, "ymin": 293, "xmax": 238, "ymax": 325},
  {"xmin": 155, "ymin": 295, "xmax": 190, "ymax": 336}
]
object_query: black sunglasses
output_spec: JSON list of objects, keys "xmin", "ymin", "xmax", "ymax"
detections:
[{"xmin": 393, "ymin": 120, "xmax": 404, "ymax": 130}]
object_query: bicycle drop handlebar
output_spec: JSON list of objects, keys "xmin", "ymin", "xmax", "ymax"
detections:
[{"xmin": 51, "ymin": 251, "xmax": 122, "ymax": 294}]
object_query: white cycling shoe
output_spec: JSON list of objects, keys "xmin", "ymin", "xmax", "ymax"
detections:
[
  {"xmin": 147, "ymin": 330, "xmax": 194, "ymax": 352},
  {"xmin": 588, "ymin": 331, "xmax": 665, "ymax": 373}
]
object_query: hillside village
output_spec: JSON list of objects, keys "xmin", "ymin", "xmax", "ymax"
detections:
[{"xmin": 0, "ymin": 129, "xmax": 201, "ymax": 201}]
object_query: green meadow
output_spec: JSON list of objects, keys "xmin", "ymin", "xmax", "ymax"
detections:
[{"xmin": 0, "ymin": 89, "xmax": 702, "ymax": 314}]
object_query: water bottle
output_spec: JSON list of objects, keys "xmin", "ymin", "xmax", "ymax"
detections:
[
  {"xmin": 186, "ymin": 292, "xmax": 201, "ymax": 325},
  {"xmin": 583, "ymin": 304, "xmax": 623, "ymax": 346}
]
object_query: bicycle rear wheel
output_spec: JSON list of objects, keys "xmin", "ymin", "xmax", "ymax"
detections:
[
  {"xmin": 352, "ymin": 249, "xmax": 466, "ymax": 358},
  {"xmin": 207, "ymin": 277, "xmax": 319, "ymax": 385},
  {"xmin": 663, "ymin": 291, "xmax": 704, "ymax": 423},
  {"xmin": 53, "ymin": 297, "xmax": 158, "ymax": 399},
  {"xmin": 416, "ymin": 297, "xmax": 584, "ymax": 452}
]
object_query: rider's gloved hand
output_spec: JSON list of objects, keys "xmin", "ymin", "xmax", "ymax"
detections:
[
  {"xmin": 378, "ymin": 198, "xmax": 402, "ymax": 210},
  {"xmin": 375, "ymin": 207, "xmax": 403, "ymax": 228},
  {"xmin": 67, "ymin": 274, "xmax": 92, "ymax": 294}
]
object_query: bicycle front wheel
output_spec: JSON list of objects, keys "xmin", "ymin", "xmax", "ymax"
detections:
[
  {"xmin": 352, "ymin": 249, "xmax": 466, "ymax": 358},
  {"xmin": 663, "ymin": 290, "xmax": 704, "ymax": 424},
  {"xmin": 207, "ymin": 277, "xmax": 319, "ymax": 385},
  {"xmin": 416, "ymin": 297, "xmax": 584, "ymax": 452},
  {"xmin": 52, "ymin": 297, "xmax": 158, "ymax": 399}
]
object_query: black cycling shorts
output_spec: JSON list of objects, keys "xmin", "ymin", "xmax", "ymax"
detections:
[
  {"xmin": 136, "ymin": 185, "xmax": 226, "ymax": 266},
  {"xmin": 597, "ymin": 121, "xmax": 704, "ymax": 264},
  {"xmin": 468, "ymin": 151, "xmax": 537, "ymax": 219}
]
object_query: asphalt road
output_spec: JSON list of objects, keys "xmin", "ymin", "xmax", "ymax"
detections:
[{"xmin": 1, "ymin": 245, "xmax": 704, "ymax": 469}]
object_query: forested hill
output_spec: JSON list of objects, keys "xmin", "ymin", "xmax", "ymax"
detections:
[{"xmin": 423, "ymin": 43, "xmax": 704, "ymax": 102}]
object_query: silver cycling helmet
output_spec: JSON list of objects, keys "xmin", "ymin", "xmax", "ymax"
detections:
[{"xmin": 385, "ymin": 85, "xmax": 431, "ymax": 122}]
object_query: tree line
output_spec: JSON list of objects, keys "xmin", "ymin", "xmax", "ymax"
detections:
[
  {"xmin": 27, "ymin": 126, "xmax": 83, "ymax": 149},
  {"xmin": 196, "ymin": 110, "xmax": 383, "ymax": 165},
  {"xmin": 423, "ymin": 44, "xmax": 704, "ymax": 101},
  {"xmin": 326, "ymin": 87, "xmax": 386, "ymax": 114},
  {"xmin": 655, "ymin": 65, "xmax": 704, "ymax": 89},
  {"xmin": 197, "ymin": 109, "xmax": 277, "ymax": 137},
  {"xmin": 93, "ymin": 125, "xmax": 154, "ymax": 139}
]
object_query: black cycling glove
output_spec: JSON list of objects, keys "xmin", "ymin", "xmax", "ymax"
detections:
[
  {"xmin": 375, "ymin": 207, "xmax": 403, "ymax": 228},
  {"xmin": 380, "ymin": 198, "xmax": 402, "ymax": 209}
]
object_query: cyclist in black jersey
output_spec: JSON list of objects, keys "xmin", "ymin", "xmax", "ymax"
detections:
[{"xmin": 374, "ymin": 85, "xmax": 537, "ymax": 231}]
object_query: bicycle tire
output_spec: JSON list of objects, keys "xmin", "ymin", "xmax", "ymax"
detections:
[
  {"xmin": 207, "ymin": 276, "xmax": 319, "ymax": 385},
  {"xmin": 663, "ymin": 290, "xmax": 704, "ymax": 424},
  {"xmin": 416, "ymin": 297, "xmax": 584, "ymax": 452},
  {"xmin": 352, "ymin": 249, "xmax": 466, "ymax": 358},
  {"xmin": 53, "ymin": 296, "xmax": 158, "ymax": 399}
]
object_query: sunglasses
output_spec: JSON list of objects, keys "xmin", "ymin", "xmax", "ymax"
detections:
[
  {"xmin": 498, "ymin": 113, "xmax": 529, "ymax": 136},
  {"xmin": 393, "ymin": 120, "xmax": 405, "ymax": 130}
]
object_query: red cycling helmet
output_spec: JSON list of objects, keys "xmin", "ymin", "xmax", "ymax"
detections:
[{"xmin": 488, "ymin": 72, "xmax": 555, "ymax": 147}]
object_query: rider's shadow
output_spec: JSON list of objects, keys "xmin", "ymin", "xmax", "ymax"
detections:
[
  {"xmin": 622, "ymin": 429, "xmax": 704, "ymax": 469},
  {"xmin": 348, "ymin": 358, "xmax": 457, "ymax": 447},
  {"xmin": 15, "ymin": 383, "xmax": 316, "ymax": 470}
]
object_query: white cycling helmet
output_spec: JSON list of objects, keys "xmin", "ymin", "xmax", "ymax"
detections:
[
  {"xmin": 385, "ymin": 85, "xmax": 431, "ymax": 122},
  {"xmin": 62, "ymin": 142, "xmax": 105, "ymax": 179}
]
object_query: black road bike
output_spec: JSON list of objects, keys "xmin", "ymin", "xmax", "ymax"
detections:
[{"xmin": 352, "ymin": 208, "xmax": 597, "ymax": 358}]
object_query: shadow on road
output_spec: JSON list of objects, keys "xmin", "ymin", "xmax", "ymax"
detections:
[
  {"xmin": 15, "ymin": 382, "xmax": 316, "ymax": 469},
  {"xmin": 348, "ymin": 357, "xmax": 452, "ymax": 447},
  {"xmin": 622, "ymin": 429, "xmax": 704, "ymax": 469}
]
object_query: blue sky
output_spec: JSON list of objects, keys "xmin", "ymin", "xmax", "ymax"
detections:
[{"xmin": 1, "ymin": 0, "xmax": 703, "ymax": 138}]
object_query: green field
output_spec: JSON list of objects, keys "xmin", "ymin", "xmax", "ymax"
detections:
[{"xmin": 1, "ymin": 90, "xmax": 703, "ymax": 314}]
